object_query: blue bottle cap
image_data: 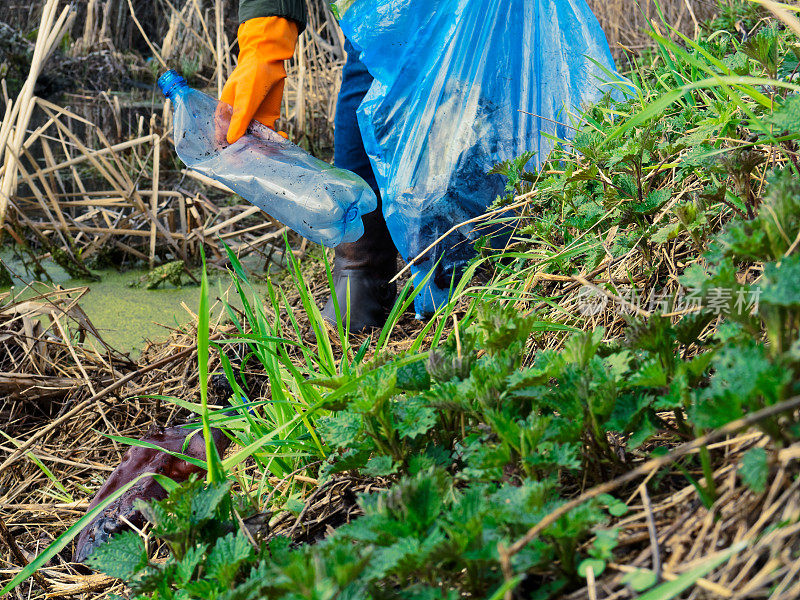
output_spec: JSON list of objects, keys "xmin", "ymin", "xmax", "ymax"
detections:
[{"xmin": 158, "ymin": 70, "xmax": 188, "ymax": 100}]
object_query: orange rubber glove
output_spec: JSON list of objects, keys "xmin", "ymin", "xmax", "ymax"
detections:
[{"xmin": 219, "ymin": 16, "xmax": 299, "ymax": 144}]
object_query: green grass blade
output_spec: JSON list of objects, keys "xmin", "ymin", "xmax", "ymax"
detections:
[
  {"xmin": 637, "ymin": 540, "xmax": 747, "ymax": 600},
  {"xmin": 199, "ymin": 248, "xmax": 225, "ymax": 484}
]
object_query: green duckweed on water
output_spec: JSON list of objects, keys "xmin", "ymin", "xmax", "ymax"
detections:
[{"xmin": 0, "ymin": 248, "xmax": 270, "ymax": 357}]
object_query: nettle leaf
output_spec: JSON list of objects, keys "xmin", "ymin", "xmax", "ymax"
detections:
[
  {"xmin": 605, "ymin": 393, "xmax": 655, "ymax": 443},
  {"xmin": 691, "ymin": 391, "xmax": 743, "ymax": 430},
  {"xmin": 768, "ymin": 94, "xmax": 800, "ymax": 132},
  {"xmin": 407, "ymin": 454, "xmax": 436, "ymax": 476},
  {"xmin": 566, "ymin": 164, "xmax": 599, "ymax": 183},
  {"xmin": 741, "ymin": 24, "xmax": 779, "ymax": 71},
  {"xmin": 650, "ymin": 221, "xmax": 683, "ymax": 244},
  {"xmin": 507, "ymin": 350, "xmax": 563, "ymax": 390},
  {"xmin": 652, "ymin": 376, "xmax": 685, "ymax": 411},
  {"xmin": 135, "ymin": 499, "xmax": 174, "ymax": 535},
  {"xmin": 626, "ymin": 414, "xmax": 659, "ymax": 449},
  {"xmin": 679, "ymin": 143, "xmax": 717, "ymax": 169},
  {"xmin": 586, "ymin": 358, "xmax": 619, "ymax": 420},
  {"xmin": 605, "ymin": 393, "xmax": 643, "ymax": 432},
  {"xmin": 700, "ymin": 342, "xmax": 790, "ymax": 422},
  {"xmin": 317, "ymin": 412, "xmax": 362, "ymax": 449},
  {"xmin": 476, "ymin": 304, "xmax": 536, "ymax": 354},
  {"xmin": 86, "ymin": 531, "xmax": 147, "ymax": 580},
  {"xmin": 761, "ymin": 256, "xmax": 800, "ymax": 308},
  {"xmin": 723, "ymin": 51, "xmax": 750, "ymax": 76},
  {"xmin": 366, "ymin": 537, "xmax": 421, "ymax": 579},
  {"xmin": 206, "ymin": 531, "xmax": 253, "ymax": 585},
  {"xmin": 739, "ymin": 447, "xmax": 769, "ymax": 494},
  {"xmin": 460, "ymin": 354, "xmax": 518, "ymax": 410},
  {"xmin": 394, "ymin": 396, "xmax": 437, "ymax": 440},
  {"xmin": 363, "ymin": 455, "xmax": 398, "ymax": 477},
  {"xmin": 353, "ymin": 366, "xmax": 398, "ymax": 413},
  {"xmin": 396, "ymin": 360, "xmax": 431, "ymax": 392},
  {"xmin": 176, "ymin": 543, "xmax": 207, "ymax": 585},
  {"xmin": 322, "ymin": 446, "xmax": 373, "ymax": 477},
  {"xmin": 757, "ymin": 169, "xmax": 800, "ymax": 260},
  {"xmin": 627, "ymin": 358, "xmax": 667, "ymax": 388},
  {"xmin": 189, "ymin": 482, "xmax": 231, "ymax": 526},
  {"xmin": 573, "ymin": 130, "xmax": 605, "ymax": 158},
  {"xmin": 609, "ymin": 137, "xmax": 641, "ymax": 168},
  {"xmin": 679, "ymin": 261, "xmax": 712, "ymax": 290},
  {"xmin": 547, "ymin": 442, "xmax": 582, "ymax": 471},
  {"xmin": 717, "ymin": 222, "xmax": 769, "ymax": 262},
  {"xmin": 562, "ymin": 328, "xmax": 604, "ymax": 369},
  {"xmin": 679, "ymin": 122, "xmax": 722, "ymax": 148},
  {"xmin": 603, "ymin": 350, "xmax": 632, "ymax": 380},
  {"xmin": 338, "ymin": 512, "xmax": 394, "ymax": 544},
  {"xmin": 484, "ymin": 409, "xmax": 523, "ymax": 445},
  {"xmin": 140, "ymin": 478, "xmax": 231, "ymax": 537},
  {"xmin": 370, "ymin": 469, "xmax": 450, "ymax": 533},
  {"xmin": 182, "ymin": 578, "xmax": 219, "ymax": 597},
  {"xmin": 630, "ymin": 188, "xmax": 671, "ymax": 215},
  {"xmin": 490, "ymin": 479, "xmax": 555, "ymax": 526},
  {"xmin": 545, "ymin": 501, "xmax": 606, "ymax": 540},
  {"xmin": 571, "ymin": 202, "xmax": 605, "ymax": 229},
  {"xmin": 684, "ymin": 351, "xmax": 715, "ymax": 378},
  {"xmin": 541, "ymin": 368, "xmax": 585, "ymax": 423}
]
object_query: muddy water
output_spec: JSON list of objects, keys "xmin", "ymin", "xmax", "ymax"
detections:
[{"xmin": 0, "ymin": 249, "xmax": 269, "ymax": 357}]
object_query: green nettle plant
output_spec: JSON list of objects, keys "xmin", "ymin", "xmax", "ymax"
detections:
[{"xmin": 86, "ymin": 305, "xmax": 632, "ymax": 599}]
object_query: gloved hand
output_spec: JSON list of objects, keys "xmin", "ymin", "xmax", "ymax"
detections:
[{"xmin": 219, "ymin": 16, "xmax": 299, "ymax": 144}]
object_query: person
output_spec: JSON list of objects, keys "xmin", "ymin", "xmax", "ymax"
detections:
[
  {"xmin": 221, "ymin": 1, "xmax": 397, "ymax": 333},
  {"xmin": 73, "ymin": 5, "xmax": 395, "ymax": 561}
]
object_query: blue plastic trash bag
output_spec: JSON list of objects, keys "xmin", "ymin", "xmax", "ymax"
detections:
[{"xmin": 334, "ymin": 0, "xmax": 623, "ymax": 315}]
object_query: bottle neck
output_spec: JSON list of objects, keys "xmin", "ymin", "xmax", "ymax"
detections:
[{"xmin": 158, "ymin": 70, "xmax": 188, "ymax": 100}]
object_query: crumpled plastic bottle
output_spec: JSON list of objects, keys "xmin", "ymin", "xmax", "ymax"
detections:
[{"xmin": 158, "ymin": 70, "xmax": 377, "ymax": 248}]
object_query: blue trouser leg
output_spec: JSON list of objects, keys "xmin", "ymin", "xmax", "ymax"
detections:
[
  {"xmin": 335, "ymin": 39, "xmax": 380, "ymax": 196},
  {"xmin": 330, "ymin": 39, "xmax": 395, "ymax": 272},
  {"xmin": 321, "ymin": 39, "xmax": 397, "ymax": 331}
]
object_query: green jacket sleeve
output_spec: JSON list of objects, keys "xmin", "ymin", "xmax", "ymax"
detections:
[{"xmin": 238, "ymin": 0, "xmax": 307, "ymax": 32}]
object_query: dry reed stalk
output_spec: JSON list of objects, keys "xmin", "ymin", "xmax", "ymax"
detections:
[
  {"xmin": 150, "ymin": 116, "xmax": 161, "ymax": 268},
  {"xmin": 0, "ymin": 0, "xmax": 75, "ymax": 228},
  {"xmin": 215, "ymin": 0, "xmax": 224, "ymax": 96},
  {"xmin": 125, "ymin": 0, "xmax": 167, "ymax": 69}
]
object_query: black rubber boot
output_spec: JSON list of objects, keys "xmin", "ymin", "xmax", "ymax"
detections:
[
  {"xmin": 321, "ymin": 203, "xmax": 398, "ymax": 333},
  {"xmin": 322, "ymin": 37, "xmax": 398, "ymax": 333}
]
